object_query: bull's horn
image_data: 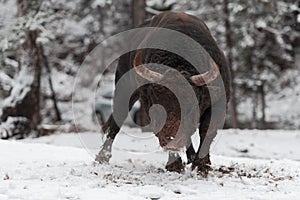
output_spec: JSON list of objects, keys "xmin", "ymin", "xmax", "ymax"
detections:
[
  {"xmin": 133, "ymin": 50, "xmax": 164, "ymax": 82},
  {"xmin": 190, "ymin": 58, "xmax": 220, "ymax": 86}
]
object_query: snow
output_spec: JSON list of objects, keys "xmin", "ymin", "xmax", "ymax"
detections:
[
  {"xmin": 1, "ymin": 129, "xmax": 300, "ymax": 199},
  {"xmin": 2, "ymin": 66, "xmax": 34, "ymax": 108},
  {"xmin": 0, "ymin": 72, "xmax": 14, "ymax": 92},
  {"xmin": 3, "ymin": 67, "xmax": 33, "ymax": 107},
  {"xmin": 236, "ymin": 70, "xmax": 300, "ymax": 129},
  {"xmin": 266, "ymin": 72, "xmax": 300, "ymax": 129},
  {"xmin": 92, "ymin": 0, "xmax": 107, "ymax": 8},
  {"xmin": 0, "ymin": 117, "xmax": 29, "ymax": 139},
  {"xmin": 0, "ymin": 1, "xmax": 17, "ymax": 41}
]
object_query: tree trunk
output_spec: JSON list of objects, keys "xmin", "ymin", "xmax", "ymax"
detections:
[
  {"xmin": 131, "ymin": 0, "xmax": 149, "ymax": 130},
  {"xmin": 1, "ymin": 0, "xmax": 42, "ymax": 131},
  {"xmin": 294, "ymin": 37, "xmax": 300, "ymax": 69},
  {"xmin": 131, "ymin": 0, "xmax": 146, "ymax": 28},
  {"xmin": 223, "ymin": 0, "xmax": 239, "ymax": 128},
  {"xmin": 251, "ymin": 86, "xmax": 258, "ymax": 129},
  {"xmin": 31, "ymin": 30, "xmax": 42, "ymax": 128},
  {"xmin": 1, "ymin": 31, "xmax": 42, "ymax": 130},
  {"xmin": 42, "ymin": 45, "xmax": 62, "ymax": 122},
  {"xmin": 258, "ymin": 81, "xmax": 266, "ymax": 129}
]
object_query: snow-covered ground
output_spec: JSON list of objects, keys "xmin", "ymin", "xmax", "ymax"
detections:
[{"xmin": 1, "ymin": 129, "xmax": 300, "ymax": 199}]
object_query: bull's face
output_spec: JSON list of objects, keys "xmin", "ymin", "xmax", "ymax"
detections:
[
  {"xmin": 148, "ymin": 82, "xmax": 203, "ymax": 151},
  {"xmin": 146, "ymin": 84, "xmax": 182, "ymax": 149},
  {"xmin": 134, "ymin": 50, "xmax": 219, "ymax": 151}
]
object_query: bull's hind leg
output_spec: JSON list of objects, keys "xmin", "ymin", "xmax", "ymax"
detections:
[
  {"xmin": 192, "ymin": 100, "xmax": 226, "ymax": 176},
  {"xmin": 95, "ymin": 90, "xmax": 140, "ymax": 163}
]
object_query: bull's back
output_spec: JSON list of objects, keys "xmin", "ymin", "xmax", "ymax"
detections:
[{"xmin": 116, "ymin": 12, "xmax": 231, "ymax": 101}]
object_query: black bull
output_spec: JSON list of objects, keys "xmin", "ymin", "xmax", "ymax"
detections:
[{"xmin": 95, "ymin": 12, "xmax": 231, "ymax": 174}]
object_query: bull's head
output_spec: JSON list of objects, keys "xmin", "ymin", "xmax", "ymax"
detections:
[
  {"xmin": 134, "ymin": 50, "xmax": 219, "ymax": 86},
  {"xmin": 133, "ymin": 50, "xmax": 220, "ymax": 151}
]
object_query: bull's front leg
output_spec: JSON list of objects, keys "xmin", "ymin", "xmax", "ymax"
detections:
[
  {"xmin": 192, "ymin": 100, "xmax": 226, "ymax": 176},
  {"xmin": 95, "ymin": 115, "xmax": 120, "ymax": 163},
  {"xmin": 165, "ymin": 137, "xmax": 195, "ymax": 173},
  {"xmin": 186, "ymin": 140, "xmax": 197, "ymax": 164},
  {"xmin": 96, "ymin": 89, "xmax": 140, "ymax": 163},
  {"xmin": 165, "ymin": 152, "xmax": 185, "ymax": 173}
]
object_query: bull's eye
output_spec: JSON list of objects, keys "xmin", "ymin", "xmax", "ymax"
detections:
[{"xmin": 165, "ymin": 136, "xmax": 174, "ymax": 141}]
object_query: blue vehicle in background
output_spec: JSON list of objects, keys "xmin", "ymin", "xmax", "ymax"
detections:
[{"xmin": 93, "ymin": 88, "xmax": 141, "ymax": 127}]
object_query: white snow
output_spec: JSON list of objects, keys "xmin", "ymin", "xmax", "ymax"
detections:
[
  {"xmin": 1, "ymin": 129, "xmax": 300, "ymax": 199},
  {"xmin": 0, "ymin": 1, "xmax": 17, "ymax": 41},
  {"xmin": 0, "ymin": 72, "xmax": 14, "ymax": 92},
  {"xmin": 92, "ymin": 0, "xmax": 107, "ymax": 8},
  {"xmin": 2, "ymin": 66, "xmax": 34, "ymax": 108}
]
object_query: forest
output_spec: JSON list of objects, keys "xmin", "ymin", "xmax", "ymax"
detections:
[
  {"xmin": 0, "ymin": 0, "xmax": 299, "ymax": 138},
  {"xmin": 1, "ymin": 1, "xmax": 300, "ymax": 199}
]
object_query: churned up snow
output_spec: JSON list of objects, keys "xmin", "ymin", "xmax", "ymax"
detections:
[{"xmin": 1, "ymin": 129, "xmax": 300, "ymax": 199}]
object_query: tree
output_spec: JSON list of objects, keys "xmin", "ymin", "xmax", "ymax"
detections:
[
  {"xmin": 172, "ymin": 0, "xmax": 299, "ymax": 128},
  {"xmin": 131, "ymin": 0, "xmax": 146, "ymax": 27},
  {"xmin": 131, "ymin": 0, "xmax": 149, "ymax": 129},
  {"xmin": 223, "ymin": 0, "xmax": 238, "ymax": 128},
  {"xmin": 1, "ymin": 0, "xmax": 43, "ymax": 129}
]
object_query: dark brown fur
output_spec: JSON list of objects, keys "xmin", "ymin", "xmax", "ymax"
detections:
[{"xmin": 97, "ymin": 12, "xmax": 231, "ymax": 175}]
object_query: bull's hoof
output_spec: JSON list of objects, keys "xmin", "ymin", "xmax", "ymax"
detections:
[
  {"xmin": 96, "ymin": 137, "xmax": 113, "ymax": 164},
  {"xmin": 95, "ymin": 150, "xmax": 112, "ymax": 164},
  {"xmin": 165, "ymin": 157, "xmax": 185, "ymax": 173},
  {"xmin": 193, "ymin": 163, "xmax": 212, "ymax": 177},
  {"xmin": 191, "ymin": 155, "xmax": 212, "ymax": 177}
]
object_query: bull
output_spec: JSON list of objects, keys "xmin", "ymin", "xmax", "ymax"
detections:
[{"xmin": 95, "ymin": 12, "xmax": 231, "ymax": 174}]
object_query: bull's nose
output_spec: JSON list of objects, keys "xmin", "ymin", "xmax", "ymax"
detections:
[
  {"xmin": 163, "ymin": 142, "xmax": 181, "ymax": 151},
  {"xmin": 164, "ymin": 136, "xmax": 187, "ymax": 152},
  {"xmin": 159, "ymin": 138, "xmax": 168, "ymax": 147},
  {"xmin": 158, "ymin": 135, "xmax": 175, "ymax": 147}
]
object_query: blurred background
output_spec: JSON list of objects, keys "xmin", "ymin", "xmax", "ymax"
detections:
[{"xmin": 0, "ymin": 0, "xmax": 299, "ymax": 139}]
